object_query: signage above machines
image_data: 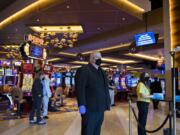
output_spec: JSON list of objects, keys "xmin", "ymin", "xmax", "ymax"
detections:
[
  {"xmin": 21, "ymin": 63, "xmax": 33, "ymax": 73},
  {"xmin": 43, "ymin": 64, "xmax": 53, "ymax": 74},
  {"xmin": 24, "ymin": 34, "xmax": 44, "ymax": 46},
  {"xmin": 19, "ymin": 42, "xmax": 47, "ymax": 60},
  {"xmin": 134, "ymin": 32, "xmax": 156, "ymax": 46}
]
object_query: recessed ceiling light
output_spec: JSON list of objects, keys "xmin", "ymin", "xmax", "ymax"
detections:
[
  {"xmin": 66, "ymin": 5, "xmax": 70, "ymax": 9},
  {"xmin": 122, "ymin": 17, "xmax": 126, "ymax": 21},
  {"xmin": 97, "ymin": 27, "xmax": 101, "ymax": 31}
]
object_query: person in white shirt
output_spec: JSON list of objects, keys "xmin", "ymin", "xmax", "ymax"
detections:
[{"xmin": 41, "ymin": 74, "xmax": 52, "ymax": 119}]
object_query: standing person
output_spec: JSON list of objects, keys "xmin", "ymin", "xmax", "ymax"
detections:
[
  {"xmin": 42, "ymin": 74, "xmax": 52, "ymax": 119},
  {"xmin": 150, "ymin": 77, "xmax": 162, "ymax": 110},
  {"xmin": 136, "ymin": 72, "xmax": 153, "ymax": 135},
  {"xmin": 75, "ymin": 51, "xmax": 111, "ymax": 135},
  {"xmin": 29, "ymin": 72, "xmax": 46, "ymax": 125},
  {"xmin": 108, "ymin": 76, "xmax": 116, "ymax": 106},
  {"xmin": 11, "ymin": 85, "xmax": 23, "ymax": 118}
]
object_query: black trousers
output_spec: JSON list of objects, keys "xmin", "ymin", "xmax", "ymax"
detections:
[
  {"xmin": 81, "ymin": 112, "xmax": 104, "ymax": 135},
  {"xmin": 137, "ymin": 101, "xmax": 149, "ymax": 135},
  {"xmin": 152, "ymin": 100, "xmax": 159, "ymax": 109},
  {"xmin": 29, "ymin": 97, "xmax": 42, "ymax": 122}
]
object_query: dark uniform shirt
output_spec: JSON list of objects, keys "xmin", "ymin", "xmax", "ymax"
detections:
[{"xmin": 75, "ymin": 64, "xmax": 111, "ymax": 112}]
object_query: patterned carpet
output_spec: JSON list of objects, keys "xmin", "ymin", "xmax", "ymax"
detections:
[{"xmin": 0, "ymin": 98, "xmax": 78, "ymax": 121}]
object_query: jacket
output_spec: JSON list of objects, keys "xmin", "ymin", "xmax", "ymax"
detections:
[
  {"xmin": 75, "ymin": 64, "xmax": 111, "ymax": 112},
  {"xmin": 32, "ymin": 78, "xmax": 43, "ymax": 99}
]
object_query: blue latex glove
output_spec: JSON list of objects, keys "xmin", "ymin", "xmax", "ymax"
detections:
[
  {"xmin": 153, "ymin": 93, "xmax": 164, "ymax": 100},
  {"xmin": 79, "ymin": 105, "xmax": 86, "ymax": 115}
]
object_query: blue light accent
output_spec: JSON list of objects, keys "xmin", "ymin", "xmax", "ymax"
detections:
[
  {"xmin": 30, "ymin": 45, "xmax": 43, "ymax": 58},
  {"xmin": 134, "ymin": 32, "xmax": 156, "ymax": 46}
]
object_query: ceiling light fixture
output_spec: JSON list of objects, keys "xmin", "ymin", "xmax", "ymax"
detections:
[
  {"xmin": 102, "ymin": 57, "xmax": 138, "ymax": 64},
  {"xmin": 123, "ymin": 0, "xmax": 145, "ymax": 12},
  {"xmin": 126, "ymin": 53, "xmax": 159, "ymax": 61},
  {"xmin": 70, "ymin": 61, "xmax": 89, "ymax": 65},
  {"xmin": 82, "ymin": 43, "xmax": 131, "ymax": 55},
  {"xmin": 47, "ymin": 58, "xmax": 61, "ymax": 62},
  {"xmin": 30, "ymin": 25, "xmax": 83, "ymax": 48},
  {"xmin": 58, "ymin": 52, "xmax": 76, "ymax": 56},
  {"xmin": 30, "ymin": 25, "xmax": 83, "ymax": 33}
]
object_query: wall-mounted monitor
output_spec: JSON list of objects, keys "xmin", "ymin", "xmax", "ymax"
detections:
[
  {"xmin": 134, "ymin": 32, "xmax": 156, "ymax": 46},
  {"xmin": 30, "ymin": 44, "xmax": 43, "ymax": 59}
]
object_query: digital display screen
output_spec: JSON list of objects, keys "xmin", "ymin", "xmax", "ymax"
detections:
[
  {"xmin": 5, "ymin": 69, "xmax": 12, "ymax": 76},
  {"xmin": 5, "ymin": 76, "xmax": 14, "ymax": 85},
  {"xmin": 44, "ymin": 65, "xmax": 52, "ymax": 72},
  {"xmin": 134, "ymin": 32, "xmax": 156, "ymax": 46},
  {"xmin": 22, "ymin": 63, "xmax": 33, "ymax": 73},
  {"xmin": 0, "ymin": 76, "xmax": 3, "ymax": 85},
  {"xmin": 14, "ymin": 61, "xmax": 21, "ymax": 66},
  {"xmin": 0, "ymin": 68, "xmax": 4, "ymax": 75},
  {"xmin": 30, "ymin": 45, "xmax": 43, "ymax": 58}
]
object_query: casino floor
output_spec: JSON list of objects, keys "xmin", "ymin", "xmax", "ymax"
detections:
[{"xmin": 0, "ymin": 99, "xmax": 180, "ymax": 135}]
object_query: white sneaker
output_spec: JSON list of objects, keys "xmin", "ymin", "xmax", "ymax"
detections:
[
  {"xmin": 37, "ymin": 120, "xmax": 46, "ymax": 125},
  {"xmin": 29, "ymin": 120, "xmax": 36, "ymax": 124}
]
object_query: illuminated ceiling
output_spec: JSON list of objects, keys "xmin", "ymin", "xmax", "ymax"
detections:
[{"xmin": 0, "ymin": 0, "xmax": 165, "ymax": 71}]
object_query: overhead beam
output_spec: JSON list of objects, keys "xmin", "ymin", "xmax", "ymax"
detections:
[
  {"xmin": 0, "ymin": 0, "xmax": 65, "ymax": 29},
  {"xmin": 103, "ymin": 0, "xmax": 149, "ymax": 19}
]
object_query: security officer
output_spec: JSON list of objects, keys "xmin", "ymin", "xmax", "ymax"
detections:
[{"xmin": 75, "ymin": 51, "xmax": 111, "ymax": 135}]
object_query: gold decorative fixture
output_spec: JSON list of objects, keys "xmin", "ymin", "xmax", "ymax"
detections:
[
  {"xmin": 30, "ymin": 25, "xmax": 83, "ymax": 48},
  {"xmin": 1, "ymin": 45, "xmax": 21, "ymax": 59}
]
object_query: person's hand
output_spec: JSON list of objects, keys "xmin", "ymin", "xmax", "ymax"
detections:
[
  {"xmin": 79, "ymin": 105, "xmax": 86, "ymax": 115},
  {"xmin": 152, "ymin": 93, "xmax": 164, "ymax": 100}
]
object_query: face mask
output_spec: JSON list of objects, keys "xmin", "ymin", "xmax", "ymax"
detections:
[
  {"xmin": 144, "ymin": 77, "xmax": 149, "ymax": 82},
  {"xmin": 95, "ymin": 59, "xmax": 102, "ymax": 66}
]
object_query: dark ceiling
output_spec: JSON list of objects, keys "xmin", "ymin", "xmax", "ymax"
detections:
[
  {"xmin": 0, "ymin": 0, "xmax": 16, "ymax": 12},
  {"xmin": 0, "ymin": 0, "xmax": 164, "ymax": 70}
]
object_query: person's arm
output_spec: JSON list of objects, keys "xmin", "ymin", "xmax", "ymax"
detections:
[
  {"xmin": 75, "ymin": 67, "xmax": 88, "ymax": 114},
  {"xmin": 140, "ymin": 93, "xmax": 153, "ymax": 99}
]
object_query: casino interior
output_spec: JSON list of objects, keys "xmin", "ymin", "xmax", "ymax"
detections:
[{"xmin": 0, "ymin": 0, "xmax": 180, "ymax": 135}]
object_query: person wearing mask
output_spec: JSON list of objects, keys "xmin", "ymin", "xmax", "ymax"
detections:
[
  {"xmin": 42, "ymin": 74, "xmax": 52, "ymax": 119},
  {"xmin": 29, "ymin": 72, "xmax": 46, "ymax": 125},
  {"xmin": 150, "ymin": 77, "xmax": 162, "ymax": 110},
  {"xmin": 136, "ymin": 72, "xmax": 153, "ymax": 135},
  {"xmin": 108, "ymin": 76, "xmax": 116, "ymax": 106},
  {"xmin": 75, "ymin": 51, "xmax": 111, "ymax": 135}
]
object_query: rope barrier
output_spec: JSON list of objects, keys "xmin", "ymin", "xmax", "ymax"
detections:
[{"xmin": 130, "ymin": 104, "xmax": 170, "ymax": 133}]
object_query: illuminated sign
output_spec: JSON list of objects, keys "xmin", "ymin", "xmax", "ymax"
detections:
[
  {"xmin": 14, "ymin": 61, "xmax": 22, "ymax": 66},
  {"xmin": 134, "ymin": 32, "xmax": 156, "ymax": 46},
  {"xmin": 25, "ymin": 34, "xmax": 44, "ymax": 46},
  {"xmin": 30, "ymin": 45, "xmax": 43, "ymax": 58},
  {"xmin": 22, "ymin": 63, "xmax": 33, "ymax": 73}
]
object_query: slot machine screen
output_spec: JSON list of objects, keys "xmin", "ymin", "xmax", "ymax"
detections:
[
  {"xmin": 0, "ymin": 68, "xmax": 4, "ymax": 75},
  {"xmin": 0, "ymin": 76, "xmax": 3, "ymax": 85},
  {"xmin": 5, "ymin": 69, "xmax": 12, "ymax": 76},
  {"xmin": 5, "ymin": 76, "xmax": 14, "ymax": 85},
  {"xmin": 121, "ymin": 77, "xmax": 127, "ymax": 90}
]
